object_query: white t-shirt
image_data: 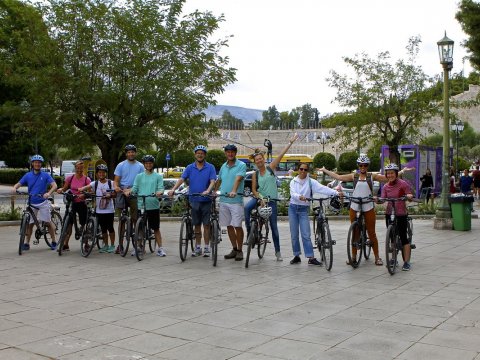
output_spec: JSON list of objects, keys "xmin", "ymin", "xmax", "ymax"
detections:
[{"xmin": 90, "ymin": 180, "xmax": 115, "ymax": 214}]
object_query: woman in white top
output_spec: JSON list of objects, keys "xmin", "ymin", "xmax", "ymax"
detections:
[{"xmin": 289, "ymin": 163, "xmax": 340, "ymax": 266}]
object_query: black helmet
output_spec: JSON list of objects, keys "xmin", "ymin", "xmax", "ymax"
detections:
[
  {"xmin": 142, "ymin": 154, "xmax": 155, "ymax": 163},
  {"xmin": 329, "ymin": 196, "xmax": 342, "ymax": 214},
  {"xmin": 224, "ymin": 144, "xmax": 237, "ymax": 152},
  {"xmin": 96, "ymin": 164, "xmax": 108, "ymax": 172},
  {"xmin": 124, "ymin": 144, "xmax": 137, "ymax": 152}
]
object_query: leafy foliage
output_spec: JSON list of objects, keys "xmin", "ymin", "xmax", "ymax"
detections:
[
  {"xmin": 206, "ymin": 149, "xmax": 225, "ymax": 171},
  {"xmin": 313, "ymin": 152, "xmax": 336, "ymax": 170},
  {"xmin": 456, "ymin": 0, "xmax": 480, "ymax": 70},
  {"xmin": 173, "ymin": 150, "xmax": 194, "ymax": 167},
  {"xmin": 338, "ymin": 151, "xmax": 358, "ymax": 172}
]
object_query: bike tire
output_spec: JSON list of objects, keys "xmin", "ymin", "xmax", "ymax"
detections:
[
  {"xmin": 18, "ymin": 213, "xmax": 30, "ymax": 255},
  {"xmin": 44, "ymin": 211, "xmax": 62, "ymax": 248},
  {"xmin": 322, "ymin": 221, "xmax": 334, "ymax": 271},
  {"xmin": 407, "ymin": 217, "xmax": 413, "ymax": 244},
  {"xmin": 179, "ymin": 217, "xmax": 190, "ymax": 262},
  {"xmin": 118, "ymin": 216, "xmax": 131, "ymax": 257},
  {"xmin": 315, "ymin": 220, "xmax": 322, "ymax": 259},
  {"xmin": 257, "ymin": 220, "xmax": 268, "ymax": 259},
  {"xmin": 211, "ymin": 219, "xmax": 219, "ymax": 267},
  {"xmin": 58, "ymin": 213, "xmax": 73, "ymax": 256},
  {"xmin": 245, "ymin": 221, "xmax": 257, "ymax": 268},
  {"xmin": 347, "ymin": 221, "xmax": 362, "ymax": 268},
  {"xmin": 81, "ymin": 218, "xmax": 96, "ymax": 257},
  {"xmin": 134, "ymin": 218, "xmax": 146, "ymax": 261},
  {"xmin": 363, "ymin": 230, "xmax": 372, "ymax": 260},
  {"xmin": 148, "ymin": 228, "xmax": 155, "ymax": 253},
  {"xmin": 385, "ymin": 225, "xmax": 398, "ymax": 275}
]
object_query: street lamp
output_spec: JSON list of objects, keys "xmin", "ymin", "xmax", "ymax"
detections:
[
  {"xmin": 316, "ymin": 131, "xmax": 329, "ymax": 152},
  {"xmin": 451, "ymin": 121, "xmax": 464, "ymax": 180},
  {"xmin": 434, "ymin": 31, "xmax": 454, "ymax": 230}
]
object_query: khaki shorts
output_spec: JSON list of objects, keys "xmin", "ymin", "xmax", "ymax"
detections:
[
  {"xmin": 30, "ymin": 200, "xmax": 51, "ymax": 224},
  {"xmin": 219, "ymin": 203, "xmax": 244, "ymax": 228}
]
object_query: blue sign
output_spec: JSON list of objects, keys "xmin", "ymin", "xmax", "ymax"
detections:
[{"xmin": 165, "ymin": 153, "xmax": 171, "ymax": 161}]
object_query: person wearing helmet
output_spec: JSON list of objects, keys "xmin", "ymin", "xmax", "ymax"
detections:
[
  {"xmin": 113, "ymin": 144, "xmax": 145, "ymax": 253},
  {"xmin": 215, "ymin": 143, "xmax": 247, "ymax": 261},
  {"xmin": 380, "ymin": 163, "xmax": 413, "ymax": 271},
  {"xmin": 289, "ymin": 162, "xmax": 341, "ymax": 266},
  {"xmin": 124, "ymin": 155, "xmax": 166, "ymax": 256},
  {"xmin": 12, "ymin": 155, "xmax": 58, "ymax": 251},
  {"xmin": 168, "ymin": 145, "xmax": 216, "ymax": 257},
  {"xmin": 79, "ymin": 164, "xmax": 116, "ymax": 253},
  {"xmin": 245, "ymin": 133, "xmax": 299, "ymax": 261},
  {"xmin": 56, "ymin": 160, "xmax": 91, "ymax": 251},
  {"xmin": 321, "ymin": 154, "xmax": 412, "ymax": 267}
]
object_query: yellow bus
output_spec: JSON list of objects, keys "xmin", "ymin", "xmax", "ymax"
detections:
[{"xmin": 236, "ymin": 153, "xmax": 313, "ymax": 175}]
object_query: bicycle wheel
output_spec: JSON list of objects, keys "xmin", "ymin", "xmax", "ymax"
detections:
[
  {"xmin": 18, "ymin": 213, "xmax": 30, "ymax": 255},
  {"xmin": 179, "ymin": 217, "xmax": 191, "ymax": 262},
  {"xmin": 363, "ymin": 229, "xmax": 372, "ymax": 260},
  {"xmin": 257, "ymin": 220, "xmax": 268, "ymax": 259},
  {"xmin": 385, "ymin": 225, "xmax": 398, "ymax": 275},
  {"xmin": 58, "ymin": 213, "xmax": 73, "ymax": 256},
  {"xmin": 322, "ymin": 221, "xmax": 334, "ymax": 271},
  {"xmin": 211, "ymin": 219, "xmax": 219, "ymax": 267},
  {"xmin": 148, "ymin": 228, "xmax": 155, "ymax": 253},
  {"xmin": 134, "ymin": 218, "xmax": 147, "ymax": 261},
  {"xmin": 118, "ymin": 216, "xmax": 131, "ymax": 257},
  {"xmin": 407, "ymin": 217, "xmax": 413, "ymax": 244},
  {"xmin": 245, "ymin": 221, "xmax": 258, "ymax": 268},
  {"xmin": 44, "ymin": 211, "xmax": 62, "ymax": 248},
  {"xmin": 347, "ymin": 221, "xmax": 362, "ymax": 268},
  {"xmin": 81, "ymin": 217, "xmax": 96, "ymax": 257}
]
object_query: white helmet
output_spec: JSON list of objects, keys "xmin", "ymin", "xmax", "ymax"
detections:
[
  {"xmin": 258, "ymin": 206, "xmax": 273, "ymax": 220},
  {"xmin": 356, "ymin": 154, "xmax": 370, "ymax": 164},
  {"xmin": 384, "ymin": 163, "xmax": 399, "ymax": 171}
]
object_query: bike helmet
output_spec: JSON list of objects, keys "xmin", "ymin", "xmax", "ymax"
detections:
[
  {"xmin": 384, "ymin": 163, "xmax": 399, "ymax": 171},
  {"xmin": 224, "ymin": 144, "xmax": 237, "ymax": 152},
  {"xmin": 96, "ymin": 164, "xmax": 108, "ymax": 172},
  {"xmin": 142, "ymin": 154, "xmax": 155, "ymax": 163},
  {"xmin": 30, "ymin": 154, "xmax": 44, "ymax": 163},
  {"xmin": 194, "ymin": 145, "xmax": 207, "ymax": 154},
  {"xmin": 258, "ymin": 206, "xmax": 273, "ymax": 220},
  {"xmin": 356, "ymin": 153, "xmax": 370, "ymax": 164},
  {"xmin": 124, "ymin": 144, "xmax": 137, "ymax": 152},
  {"xmin": 329, "ymin": 196, "xmax": 342, "ymax": 214}
]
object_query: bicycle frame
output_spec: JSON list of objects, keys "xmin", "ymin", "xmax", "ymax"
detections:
[
  {"xmin": 133, "ymin": 194, "xmax": 158, "ymax": 261},
  {"xmin": 346, "ymin": 196, "xmax": 374, "ymax": 267}
]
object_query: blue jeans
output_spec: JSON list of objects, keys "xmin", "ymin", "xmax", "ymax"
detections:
[
  {"xmin": 245, "ymin": 198, "xmax": 280, "ymax": 252},
  {"xmin": 288, "ymin": 204, "xmax": 313, "ymax": 258}
]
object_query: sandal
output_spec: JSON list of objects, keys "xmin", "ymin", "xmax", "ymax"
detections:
[
  {"xmin": 375, "ymin": 258, "xmax": 383, "ymax": 266},
  {"xmin": 346, "ymin": 260, "xmax": 357, "ymax": 266}
]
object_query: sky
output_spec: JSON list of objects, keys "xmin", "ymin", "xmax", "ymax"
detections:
[{"xmin": 183, "ymin": 0, "xmax": 473, "ymax": 115}]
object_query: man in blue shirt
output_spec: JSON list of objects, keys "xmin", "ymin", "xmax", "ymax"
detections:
[
  {"xmin": 215, "ymin": 144, "xmax": 246, "ymax": 261},
  {"xmin": 12, "ymin": 155, "xmax": 58, "ymax": 251},
  {"xmin": 168, "ymin": 145, "xmax": 216, "ymax": 257},
  {"xmin": 460, "ymin": 169, "xmax": 473, "ymax": 194}
]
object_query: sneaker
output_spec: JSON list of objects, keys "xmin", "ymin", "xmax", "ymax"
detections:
[
  {"xmin": 308, "ymin": 258, "xmax": 323, "ymax": 266},
  {"xmin": 224, "ymin": 249, "xmax": 237, "ymax": 259},
  {"xmin": 50, "ymin": 242, "xmax": 57, "ymax": 250},
  {"xmin": 156, "ymin": 247, "xmax": 166, "ymax": 257},
  {"xmin": 203, "ymin": 247, "xmax": 211, "ymax": 257},
  {"xmin": 114, "ymin": 245, "xmax": 121, "ymax": 254},
  {"xmin": 402, "ymin": 262, "xmax": 411, "ymax": 271},
  {"xmin": 107, "ymin": 245, "xmax": 115, "ymax": 253},
  {"xmin": 275, "ymin": 251, "xmax": 283, "ymax": 261},
  {"xmin": 99, "ymin": 245, "xmax": 109, "ymax": 253},
  {"xmin": 131, "ymin": 248, "xmax": 136, "ymax": 256},
  {"xmin": 235, "ymin": 250, "xmax": 244, "ymax": 261},
  {"xmin": 192, "ymin": 245, "xmax": 202, "ymax": 257},
  {"xmin": 22, "ymin": 243, "xmax": 30, "ymax": 251},
  {"xmin": 63, "ymin": 244, "xmax": 70, "ymax": 252},
  {"xmin": 290, "ymin": 256, "xmax": 301, "ymax": 264}
]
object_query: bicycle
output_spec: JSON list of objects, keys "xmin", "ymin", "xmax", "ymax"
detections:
[
  {"xmin": 117, "ymin": 192, "xmax": 133, "ymax": 257},
  {"xmin": 208, "ymin": 194, "xmax": 221, "ymax": 267},
  {"xmin": 80, "ymin": 192, "xmax": 104, "ymax": 258},
  {"xmin": 133, "ymin": 194, "xmax": 158, "ymax": 261},
  {"xmin": 57, "ymin": 190, "xmax": 84, "ymax": 256},
  {"xmin": 245, "ymin": 196, "xmax": 273, "ymax": 269},
  {"xmin": 346, "ymin": 196, "xmax": 374, "ymax": 268},
  {"xmin": 178, "ymin": 194, "xmax": 195, "ymax": 262},
  {"xmin": 17, "ymin": 192, "xmax": 62, "ymax": 255},
  {"xmin": 311, "ymin": 196, "xmax": 338, "ymax": 271},
  {"xmin": 379, "ymin": 196, "xmax": 416, "ymax": 275}
]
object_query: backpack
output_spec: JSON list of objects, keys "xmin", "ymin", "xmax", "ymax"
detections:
[
  {"xmin": 255, "ymin": 167, "xmax": 275, "ymax": 191},
  {"xmin": 353, "ymin": 171, "xmax": 373, "ymax": 193}
]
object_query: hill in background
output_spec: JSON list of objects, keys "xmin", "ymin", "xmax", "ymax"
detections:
[{"xmin": 205, "ymin": 105, "xmax": 263, "ymax": 123}]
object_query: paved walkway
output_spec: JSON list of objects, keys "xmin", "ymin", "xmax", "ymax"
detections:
[{"xmin": 0, "ymin": 215, "xmax": 480, "ymax": 360}]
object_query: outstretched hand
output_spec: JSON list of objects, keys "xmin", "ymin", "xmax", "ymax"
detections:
[{"xmin": 289, "ymin": 133, "xmax": 299, "ymax": 144}]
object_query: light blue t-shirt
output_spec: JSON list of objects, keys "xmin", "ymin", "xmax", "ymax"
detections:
[
  {"xmin": 114, "ymin": 160, "xmax": 145, "ymax": 188},
  {"xmin": 131, "ymin": 172, "xmax": 164, "ymax": 210},
  {"xmin": 218, "ymin": 159, "xmax": 246, "ymax": 204}
]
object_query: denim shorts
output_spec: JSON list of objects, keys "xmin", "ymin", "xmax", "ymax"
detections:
[{"xmin": 191, "ymin": 201, "xmax": 211, "ymax": 226}]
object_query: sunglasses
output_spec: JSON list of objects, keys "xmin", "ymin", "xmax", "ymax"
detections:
[
  {"xmin": 298, "ymin": 168, "xmax": 308, "ymax": 171},
  {"xmin": 358, "ymin": 164, "xmax": 368, "ymax": 168}
]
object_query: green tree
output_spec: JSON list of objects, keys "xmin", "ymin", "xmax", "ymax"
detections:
[
  {"xmin": 327, "ymin": 36, "xmax": 438, "ymax": 165},
  {"xmin": 338, "ymin": 151, "xmax": 358, "ymax": 172},
  {"xmin": 420, "ymin": 133, "xmax": 443, "ymax": 147},
  {"xmin": 456, "ymin": 0, "xmax": 480, "ymax": 70},
  {"xmin": 217, "ymin": 110, "xmax": 244, "ymax": 130},
  {"xmin": 313, "ymin": 152, "xmax": 336, "ymax": 170},
  {"xmin": 19, "ymin": 0, "xmax": 235, "ymax": 173},
  {"xmin": 262, "ymin": 105, "xmax": 280, "ymax": 130},
  {"xmin": 206, "ymin": 149, "xmax": 225, "ymax": 171},
  {"xmin": 173, "ymin": 149, "xmax": 194, "ymax": 167},
  {"xmin": 366, "ymin": 148, "xmax": 381, "ymax": 171}
]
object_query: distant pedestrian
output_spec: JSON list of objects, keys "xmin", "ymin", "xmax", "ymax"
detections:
[
  {"xmin": 449, "ymin": 168, "xmax": 456, "ymax": 193},
  {"xmin": 264, "ymin": 139, "xmax": 273, "ymax": 162},
  {"xmin": 472, "ymin": 166, "xmax": 480, "ymax": 199},
  {"xmin": 460, "ymin": 169, "xmax": 473, "ymax": 194},
  {"xmin": 419, "ymin": 168, "xmax": 433, "ymax": 203}
]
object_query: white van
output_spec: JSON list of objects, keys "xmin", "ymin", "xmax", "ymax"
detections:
[{"xmin": 60, "ymin": 160, "xmax": 76, "ymax": 178}]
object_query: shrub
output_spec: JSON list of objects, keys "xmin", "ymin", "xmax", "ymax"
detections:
[
  {"xmin": 313, "ymin": 152, "xmax": 336, "ymax": 170},
  {"xmin": 207, "ymin": 149, "xmax": 226, "ymax": 172},
  {"xmin": 338, "ymin": 151, "xmax": 358, "ymax": 172},
  {"xmin": 0, "ymin": 169, "xmax": 29, "ymax": 184},
  {"xmin": 0, "ymin": 206, "xmax": 21, "ymax": 221}
]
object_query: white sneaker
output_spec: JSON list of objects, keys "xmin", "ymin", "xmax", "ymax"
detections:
[
  {"xmin": 156, "ymin": 247, "xmax": 166, "ymax": 257},
  {"xmin": 203, "ymin": 246, "xmax": 211, "ymax": 257},
  {"xmin": 275, "ymin": 251, "xmax": 283, "ymax": 261},
  {"xmin": 192, "ymin": 245, "xmax": 202, "ymax": 257},
  {"xmin": 130, "ymin": 248, "xmax": 136, "ymax": 256}
]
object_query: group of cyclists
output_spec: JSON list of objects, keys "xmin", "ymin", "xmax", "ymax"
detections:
[{"xmin": 12, "ymin": 137, "xmax": 415, "ymax": 271}]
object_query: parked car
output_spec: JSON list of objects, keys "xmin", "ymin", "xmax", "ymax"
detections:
[{"xmin": 160, "ymin": 178, "xmax": 188, "ymax": 212}]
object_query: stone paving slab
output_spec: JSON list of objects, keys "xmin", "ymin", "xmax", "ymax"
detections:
[{"xmin": 0, "ymin": 216, "xmax": 480, "ymax": 359}]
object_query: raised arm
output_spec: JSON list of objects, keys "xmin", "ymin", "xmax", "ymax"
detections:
[
  {"xmin": 269, "ymin": 133, "xmax": 299, "ymax": 171},
  {"xmin": 320, "ymin": 167, "xmax": 354, "ymax": 182}
]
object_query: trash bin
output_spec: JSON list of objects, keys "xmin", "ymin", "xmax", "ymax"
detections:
[{"xmin": 449, "ymin": 195, "xmax": 474, "ymax": 231}]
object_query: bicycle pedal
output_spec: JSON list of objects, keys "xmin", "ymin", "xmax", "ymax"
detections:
[
  {"xmin": 331, "ymin": 240, "xmax": 336, "ymax": 245},
  {"xmin": 267, "ymin": 240, "xmax": 271, "ymax": 243},
  {"xmin": 33, "ymin": 240, "xmax": 39, "ymax": 245},
  {"xmin": 410, "ymin": 244, "xmax": 416, "ymax": 249}
]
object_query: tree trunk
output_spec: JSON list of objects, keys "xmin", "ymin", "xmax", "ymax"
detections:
[{"xmin": 388, "ymin": 145, "xmax": 400, "ymax": 166}]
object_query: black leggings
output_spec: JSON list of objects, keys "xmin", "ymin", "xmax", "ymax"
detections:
[
  {"xmin": 385, "ymin": 215, "xmax": 409, "ymax": 246},
  {"xmin": 97, "ymin": 213, "xmax": 115, "ymax": 234}
]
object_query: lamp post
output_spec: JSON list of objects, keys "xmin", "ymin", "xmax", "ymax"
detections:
[
  {"xmin": 316, "ymin": 131, "xmax": 329, "ymax": 152},
  {"xmin": 451, "ymin": 121, "xmax": 464, "ymax": 179},
  {"xmin": 434, "ymin": 31, "xmax": 454, "ymax": 230}
]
